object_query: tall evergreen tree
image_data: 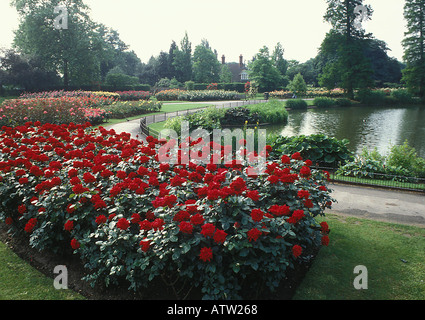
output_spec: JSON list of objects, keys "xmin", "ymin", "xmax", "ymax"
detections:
[
  {"xmin": 402, "ymin": 0, "xmax": 425, "ymax": 98},
  {"xmin": 173, "ymin": 32, "xmax": 192, "ymax": 82},
  {"xmin": 272, "ymin": 42, "xmax": 289, "ymax": 87},
  {"xmin": 320, "ymin": 0, "xmax": 374, "ymax": 98}
]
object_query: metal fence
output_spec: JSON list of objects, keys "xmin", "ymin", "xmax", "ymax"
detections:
[{"xmin": 317, "ymin": 166, "xmax": 425, "ymax": 193}]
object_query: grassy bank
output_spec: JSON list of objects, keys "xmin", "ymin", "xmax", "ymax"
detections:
[
  {"xmin": 294, "ymin": 214, "xmax": 425, "ymax": 300},
  {"xmin": 0, "ymin": 241, "xmax": 84, "ymax": 300}
]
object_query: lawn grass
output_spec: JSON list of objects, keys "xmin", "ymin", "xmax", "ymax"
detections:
[
  {"xmin": 0, "ymin": 241, "xmax": 84, "ymax": 300},
  {"xmin": 294, "ymin": 214, "xmax": 425, "ymax": 300}
]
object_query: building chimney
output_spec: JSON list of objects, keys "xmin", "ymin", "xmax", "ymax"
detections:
[
  {"xmin": 222, "ymin": 55, "xmax": 225, "ymax": 65},
  {"xmin": 239, "ymin": 55, "xmax": 243, "ymax": 68}
]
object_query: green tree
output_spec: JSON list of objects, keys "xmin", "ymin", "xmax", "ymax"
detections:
[
  {"xmin": 248, "ymin": 46, "xmax": 283, "ymax": 92},
  {"xmin": 193, "ymin": 41, "xmax": 221, "ymax": 83},
  {"xmin": 402, "ymin": 0, "xmax": 425, "ymax": 98},
  {"xmin": 272, "ymin": 42, "xmax": 289, "ymax": 87},
  {"xmin": 320, "ymin": 0, "xmax": 374, "ymax": 98},
  {"xmin": 289, "ymin": 73, "xmax": 308, "ymax": 96},
  {"xmin": 173, "ymin": 32, "xmax": 193, "ymax": 82},
  {"xmin": 219, "ymin": 64, "xmax": 233, "ymax": 83},
  {"xmin": 11, "ymin": 0, "xmax": 104, "ymax": 87}
]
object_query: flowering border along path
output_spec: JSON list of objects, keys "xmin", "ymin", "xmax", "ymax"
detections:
[{"xmin": 0, "ymin": 121, "xmax": 333, "ymax": 300}]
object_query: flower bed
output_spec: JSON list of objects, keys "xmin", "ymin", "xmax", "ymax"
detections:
[
  {"xmin": 177, "ymin": 90, "xmax": 241, "ymax": 101},
  {"xmin": 115, "ymin": 91, "xmax": 152, "ymax": 101},
  {"xmin": 0, "ymin": 122, "xmax": 333, "ymax": 299},
  {"xmin": 154, "ymin": 89, "xmax": 242, "ymax": 102},
  {"xmin": 0, "ymin": 97, "xmax": 111, "ymax": 126},
  {"xmin": 104, "ymin": 100, "xmax": 162, "ymax": 119}
]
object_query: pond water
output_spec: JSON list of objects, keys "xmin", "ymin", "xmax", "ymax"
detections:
[{"xmin": 265, "ymin": 105, "xmax": 425, "ymax": 158}]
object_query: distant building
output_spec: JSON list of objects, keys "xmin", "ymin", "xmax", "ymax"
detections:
[{"xmin": 221, "ymin": 54, "xmax": 249, "ymax": 83}]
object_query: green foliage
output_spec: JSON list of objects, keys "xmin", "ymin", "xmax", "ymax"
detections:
[
  {"xmin": 389, "ymin": 89, "xmax": 415, "ymax": 104},
  {"xmin": 103, "ymin": 100, "xmax": 162, "ymax": 119},
  {"xmin": 387, "ymin": 141, "xmax": 425, "ymax": 178},
  {"xmin": 354, "ymin": 89, "xmax": 387, "ymax": 105},
  {"xmin": 11, "ymin": 0, "xmax": 106, "ymax": 86},
  {"xmin": 319, "ymin": 0, "xmax": 375, "ymax": 98},
  {"xmin": 221, "ymin": 107, "xmax": 259, "ymax": 126},
  {"xmin": 402, "ymin": 0, "xmax": 425, "ymax": 98},
  {"xmin": 184, "ymin": 81, "xmax": 195, "ymax": 90},
  {"xmin": 313, "ymin": 97, "xmax": 337, "ymax": 108},
  {"xmin": 105, "ymin": 73, "xmax": 139, "ymax": 88},
  {"xmin": 248, "ymin": 46, "xmax": 283, "ymax": 92},
  {"xmin": 164, "ymin": 107, "xmax": 226, "ymax": 132},
  {"xmin": 337, "ymin": 143, "xmax": 425, "ymax": 180},
  {"xmin": 285, "ymin": 99, "xmax": 308, "ymax": 110},
  {"xmin": 268, "ymin": 134, "xmax": 354, "ymax": 167},
  {"xmin": 247, "ymin": 100, "xmax": 289, "ymax": 125},
  {"xmin": 288, "ymin": 73, "xmax": 307, "ymax": 95},
  {"xmin": 335, "ymin": 98, "xmax": 352, "ymax": 107}
]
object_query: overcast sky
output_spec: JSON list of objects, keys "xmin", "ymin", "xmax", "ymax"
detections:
[{"xmin": 0, "ymin": 0, "xmax": 406, "ymax": 64}]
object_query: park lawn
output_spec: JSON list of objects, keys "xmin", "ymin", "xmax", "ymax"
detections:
[
  {"xmin": 0, "ymin": 241, "xmax": 84, "ymax": 300},
  {"xmin": 294, "ymin": 214, "xmax": 425, "ymax": 300}
]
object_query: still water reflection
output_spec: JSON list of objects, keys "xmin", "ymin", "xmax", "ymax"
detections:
[{"xmin": 266, "ymin": 105, "xmax": 425, "ymax": 158}]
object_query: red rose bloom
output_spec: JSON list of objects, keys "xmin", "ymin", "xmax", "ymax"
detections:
[
  {"xmin": 140, "ymin": 239, "xmax": 151, "ymax": 252},
  {"xmin": 19, "ymin": 177, "xmax": 29, "ymax": 185},
  {"xmin": 297, "ymin": 190, "xmax": 310, "ymax": 200},
  {"xmin": 291, "ymin": 152, "xmax": 303, "ymax": 160},
  {"xmin": 190, "ymin": 213, "xmax": 205, "ymax": 225},
  {"xmin": 179, "ymin": 221, "xmax": 193, "ymax": 234},
  {"xmin": 320, "ymin": 221, "xmax": 329, "ymax": 233},
  {"xmin": 213, "ymin": 229, "xmax": 227, "ymax": 244},
  {"xmin": 247, "ymin": 228, "xmax": 262, "ymax": 242},
  {"xmin": 292, "ymin": 245, "xmax": 302, "ymax": 258},
  {"xmin": 64, "ymin": 220, "xmax": 74, "ymax": 232},
  {"xmin": 83, "ymin": 172, "xmax": 96, "ymax": 184},
  {"xmin": 251, "ymin": 209, "xmax": 264, "ymax": 222},
  {"xmin": 246, "ymin": 190, "xmax": 260, "ymax": 202},
  {"xmin": 116, "ymin": 218, "xmax": 130, "ymax": 230},
  {"xmin": 24, "ymin": 218, "xmax": 37, "ymax": 233},
  {"xmin": 201, "ymin": 223, "xmax": 215, "ymax": 238},
  {"xmin": 152, "ymin": 218, "xmax": 165, "ymax": 231},
  {"xmin": 18, "ymin": 204, "xmax": 27, "ymax": 214},
  {"xmin": 288, "ymin": 210, "xmax": 305, "ymax": 224},
  {"xmin": 300, "ymin": 166, "xmax": 311, "ymax": 178},
  {"xmin": 131, "ymin": 213, "xmax": 141, "ymax": 224},
  {"xmin": 70, "ymin": 238, "xmax": 80, "ymax": 250},
  {"xmin": 95, "ymin": 215, "xmax": 107, "ymax": 225},
  {"xmin": 321, "ymin": 235, "xmax": 330, "ymax": 246},
  {"xmin": 281, "ymin": 155, "xmax": 291, "ymax": 164},
  {"xmin": 269, "ymin": 205, "xmax": 290, "ymax": 216},
  {"xmin": 267, "ymin": 175, "xmax": 279, "ymax": 184},
  {"xmin": 199, "ymin": 247, "xmax": 213, "ymax": 262}
]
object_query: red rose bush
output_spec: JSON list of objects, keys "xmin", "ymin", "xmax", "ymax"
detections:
[{"xmin": 0, "ymin": 121, "xmax": 333, "ymax": 299}]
